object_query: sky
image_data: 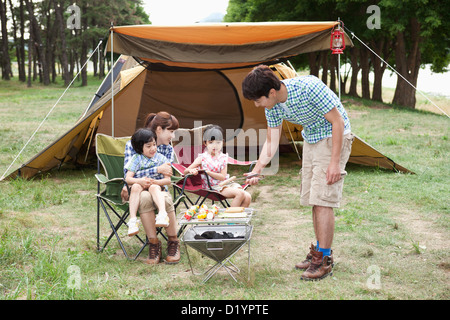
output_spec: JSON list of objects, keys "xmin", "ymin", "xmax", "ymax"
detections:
[{"xmin": 142, "ymin": 0, "xmax": 230, "ymax": 25}]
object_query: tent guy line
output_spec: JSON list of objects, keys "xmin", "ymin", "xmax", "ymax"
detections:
[
  {"xmin": 0, "ymin": 40, "xmax": 104, "ymax": 181},
  {"xmin": 344, "ymin": 25, "xmax": 449, "ymax": 119}
]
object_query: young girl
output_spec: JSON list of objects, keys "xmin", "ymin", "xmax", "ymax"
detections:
[
  {"xmin": 125, "ymin": 128, "xmax": 171, "ymax": 236},
  {"xmin": 184, "ymin": 125, "xmax": 251, "ymax": 208}
]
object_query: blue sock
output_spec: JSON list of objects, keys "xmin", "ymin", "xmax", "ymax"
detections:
[{"xmin": 318, "ymin": 247, "xmax": 331, "ymax": 258}]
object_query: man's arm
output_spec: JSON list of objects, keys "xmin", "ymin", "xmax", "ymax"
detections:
[
  {"xmin": 245, "ymin": 125, "xmax": 282, "ymax": 185},
  {"xmin": 324, "ymin": 107, "xmax": 345, "ymax": 185}
]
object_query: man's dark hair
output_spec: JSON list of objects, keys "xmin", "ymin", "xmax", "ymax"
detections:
[
  {"xmin": 131, "ymin": 128, "xmax": 156, "ymax": 154},
  {"xmin": 242, "ymin": 65, "xmax": 281, "ymax": 100}
]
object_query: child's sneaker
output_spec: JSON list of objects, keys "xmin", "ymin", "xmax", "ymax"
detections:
[
  {"xmin": 127, "ymin": 218, "xmax": 140, "ymax": 236},
  {"xmin": 155, "ymin": 212, "xmax": 169, "ymax": 228}
]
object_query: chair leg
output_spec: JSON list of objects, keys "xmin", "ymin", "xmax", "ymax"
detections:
[
  {"xmin": 98, "ymin": 199, "xmax": 129, "ymax": 259},
  {"xmin": 97, "ymin": 197, "xmax": 101, "ymax": 252},
  {"xmin": 133, "ymin": 237, "xmax": 148, "ymax": 260}
]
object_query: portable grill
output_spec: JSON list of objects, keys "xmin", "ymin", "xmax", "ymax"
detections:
[{"xmin": 182, "ymin": 224, "xmax": 253, "ymax": 283}]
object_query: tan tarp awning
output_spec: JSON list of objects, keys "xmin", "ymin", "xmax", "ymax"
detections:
[{"xmin": 106, "ymin": 22, "xmax": 352, "ymax": 69}]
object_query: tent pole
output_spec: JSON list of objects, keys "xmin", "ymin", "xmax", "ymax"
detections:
[
  {"xmin": 338, "ymin": 53, "xmax": 341, "ymax": 100},
  {"xmin": 110, "ymin": 23, "xmax": 114, "ymax": 137}
]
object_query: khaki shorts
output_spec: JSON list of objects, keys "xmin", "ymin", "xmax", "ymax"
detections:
[
  {"xmin": 300, "ymin": 133, "xmax": 354, "ymax": 208},
  {"xmin": 139, "ymin": 190, "xmax": 175, "ymax": 213}
]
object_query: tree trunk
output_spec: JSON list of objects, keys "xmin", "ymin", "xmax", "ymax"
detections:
[
  {"xmin": 329, "ymin": 54, "xmax": 337, "ymax": 93},
  {"xmin": 321, "ymin": 51, "xmax": 328, "ymax": 85},
  {"xmin": 392, "ymin": 19, "xmax": 421, "ymax": 108},
  {"xmin": 25, "ymin": 0, "xmax": 50, "ymax": 85},
  {"xmin": 0, "ymin": 0, "xmax": 12, "ymax": 80},
  {"xmin": 44, "ymin": 1, "xmax": 56, "ymax": 83},
  {"xmin": 54, "ymin": 0, "xmax": 70, "ymax": 86},
  {"xmin": 92, "ymin": 39, "xmax": 98, "ymax": 77},
  {"xmin": 370, "ymin": 38, "xmax": 391, "ymax": 103},
  {"xmin": 348, "ymin": 47, "xmax": 360, "ymax": 97},
  {"xmin": 341, "ymin": 52, "xmax": 351, "ymax": 95},
  {"xmin": 308, "ymin": 52, "xmax": 320, "ymax": 77},
  {"xmin": 18, "ymin": 0, "xmax": 26, "ymax": 82},
  {"xmin": 360, "ymin": 47, "xmax": 371, "ymax": 100},
  {"xmin": 8, "ymin": 0, "xmax": 20, "ymax": 80},
  {"xmin": 27, "ymin": 29, "xmax": 32, "ymax": 87},
  {"xmin": 99, "ymin": 48, "xmax": 105, "ymax": 78}
]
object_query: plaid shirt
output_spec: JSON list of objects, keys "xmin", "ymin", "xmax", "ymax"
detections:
[
  {"xmin": 124, "ymin": 140, "xmax": 174, "ymax": 178},
  {"xmin": 265, "ymin": 75, "xmax": 351, "ymax": 144},
  {"xmin": 124, "ymin": 152, "xmax": 167, "ymax": 180}
]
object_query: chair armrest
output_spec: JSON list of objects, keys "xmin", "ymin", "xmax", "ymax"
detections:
[{"xmin": 95, "ymin": 173, "xmax": 124, "ymax": 185}]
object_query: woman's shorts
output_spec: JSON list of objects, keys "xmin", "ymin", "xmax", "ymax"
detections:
[
  {"xmin": 139, "ymin": 190, "xmax": 175, "ymax": 213},
  {"xmin": 300, "ymin": 133, "xmax": 354, "ymax": 208}
]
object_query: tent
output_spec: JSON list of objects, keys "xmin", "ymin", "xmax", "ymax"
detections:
[{"xmin": 3, "ymin": 22, "xmax": 412, "ymax": 180}]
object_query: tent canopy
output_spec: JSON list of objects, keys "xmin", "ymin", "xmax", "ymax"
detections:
[
  {"xmin": 2, "ymin": 22, "xmax": 413, "ymax": 180},
  {"xmin": 106, "ymin": 22, "xmax": 352, "ymax": 69}
]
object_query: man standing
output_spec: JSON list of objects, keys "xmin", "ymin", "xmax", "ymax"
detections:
[{"xmin": 242, "ymin": 65, "xmax": 353, "ymax": 281}]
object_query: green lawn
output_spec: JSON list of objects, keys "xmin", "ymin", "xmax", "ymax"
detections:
[{"xmin": 0, "ymin": 76, "xmax": 448, "ymax": 300}]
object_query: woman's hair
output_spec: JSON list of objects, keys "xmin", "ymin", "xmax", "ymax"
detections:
[
  {"xmin": 131, "ymin": 128, "xmax": 156, "ymax": 154},
  {"xmin": 203, "ymin": 125, "xmax": 224, "ymax": 142},
  {"xmin": 144, "ymin": 111, "xmax": 179, "ymax": 133},
  {"xmin": 242, "ymin": 65, "xmax": 281, "ymax": 100}
]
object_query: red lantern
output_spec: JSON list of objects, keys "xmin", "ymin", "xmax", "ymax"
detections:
[{"xmin": 330, "ymin": 22, "xmax": 345, "ymax": 54}]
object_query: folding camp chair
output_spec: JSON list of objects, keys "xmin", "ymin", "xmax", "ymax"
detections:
[
  {"xmin": 171, "ymin": 125, "xmax": 255, "ymax": 211},
  {"xmin": 95, "ymin": 134, "xmax": 147, "ymax": 260},
  {"xmin": 95, "ymin": 134, "xmax": 185, "ymax": 260}
]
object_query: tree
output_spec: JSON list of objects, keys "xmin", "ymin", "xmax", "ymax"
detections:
[
  {"xmin": 0, "ymin": 0, "xmax": 12, "ymax": 80},
  {"xmin": 381, "ymin": 0, "xmax": 450, "ymax": 108},
  {"xmin": 3, "ymin": 0, "xmax": 150, "ymax": 87},
  {"xmin": 54, "ymin": 0, "xmax": 70, "ymax": 86},
  {"xmin": 25, "ymin": 0, "xmax": 50, "ymax": 85},
  {"xmin": 225, "ymin": 0, "xmax": 450, "ymax": 108}
]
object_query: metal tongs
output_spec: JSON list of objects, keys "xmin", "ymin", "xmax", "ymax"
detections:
[{"xmin": 232, "ymin": 172, "xmax": 265, "ymax": 183}]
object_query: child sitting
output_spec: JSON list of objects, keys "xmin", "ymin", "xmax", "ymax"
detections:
[
  {"xmin": 124, "ymin": 128, "xmax": 171, "ymax": 236},
  {"xmin": 184, "ymin": 125, "xmax": 251, "ymax": 208}
]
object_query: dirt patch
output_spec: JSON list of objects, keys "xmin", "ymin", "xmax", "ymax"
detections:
[{"xmin": 394, "ymin": 210, "xmax": 449, "ymax": 251}]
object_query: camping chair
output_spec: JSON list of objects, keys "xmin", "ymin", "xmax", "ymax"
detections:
[
  {"xmin": 95, "ymin": 134, "xmax": 147, "ymax": 260},
  {"xmin": 95, "ymin": 134, "xmax": 184, "ymax": 260},
  {"xmin": 171, "ymin": 125, "xmax": 255, "ymax": 211}
]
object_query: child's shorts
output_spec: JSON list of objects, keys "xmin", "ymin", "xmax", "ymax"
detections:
[
  {"xmin": 139, "ymin": 191, "xmax": 175, "ymax": 213},
  {"xmin": 300, "ymin": 133, "xmax": 353, "ymax": 208}
]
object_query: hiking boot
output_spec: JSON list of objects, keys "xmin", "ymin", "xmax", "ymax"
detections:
[
  {"xmin": 164, "ymin": 239, "xmax": 180, "ymax": 264},
  {"xmin": 145, "ymin": 238, "xmax": 161, "ymax": 265},
  {"xmin": 300, "ymin": 249, "xmax": 334, "ymax": 281},
  {"xmin": 295, "ymin": 243, "xmax": 316, "ymax": 270},
  {"xmin": 295, "ymin": 244, "xmax": 334, "ymax": 271}
]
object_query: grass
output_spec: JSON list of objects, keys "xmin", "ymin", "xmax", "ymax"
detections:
[{"xmin": 0, "ymin": 75, "xmax": 449, "ymax": 301}]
